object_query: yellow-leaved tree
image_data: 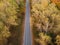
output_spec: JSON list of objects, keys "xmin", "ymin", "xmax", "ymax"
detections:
[
  {"xmin": 31, "ymin": 0, "xmax": 60, "ymax": 45},
  {"xmin": 0, "ymin": 0, "xmax": 19, "ymax": 45}
]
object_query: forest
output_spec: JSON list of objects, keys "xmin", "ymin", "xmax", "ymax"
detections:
[
  {"xmin": 30, "ymin": 0, "xmax": 60, "ymax": 45},
  {"xmin": 0, "ymin": 0, "xmax": 25, "ymax": 45},
  {"xmin": 0, "ymin": 0, "xmax": 60, "ymax": 45}
]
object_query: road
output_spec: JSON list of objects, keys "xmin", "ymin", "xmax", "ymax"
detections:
[{"xmin": 23, "ymin": 0, "xmax": 32, "ymax": 45}]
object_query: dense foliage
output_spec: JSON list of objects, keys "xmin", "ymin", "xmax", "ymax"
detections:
[
  {"xmin": 0, "ymin": 0, "xmax": 18, "ymax": 40},
  {"xmin": 0, "ymin": 0, "xmax": 25, "ymax": 45},
  {"xmin": 31, "ymin": 0, "xmax": 60, "ymax": 45}
]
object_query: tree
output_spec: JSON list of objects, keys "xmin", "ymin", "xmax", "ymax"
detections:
[
  {"xmin": 31, "ymin": 0, "xmax": 60, "ymax": 45},
  {"xmin": 0, "ymin": 0, "xmax": 19, "ymax": 44}
]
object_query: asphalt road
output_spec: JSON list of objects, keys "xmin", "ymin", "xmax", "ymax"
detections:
[{"xmin": 23, "ymin": 0, "xmax": 32, "ymax": 45}]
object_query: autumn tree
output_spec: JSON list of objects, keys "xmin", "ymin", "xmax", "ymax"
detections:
[
  {"xmin": 0, "ymin": 0, "xmax": 19, "ymax": 45},
  {"xmin": 31, "ymin": 0, "xmax": 60, "ymax": 45}
]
